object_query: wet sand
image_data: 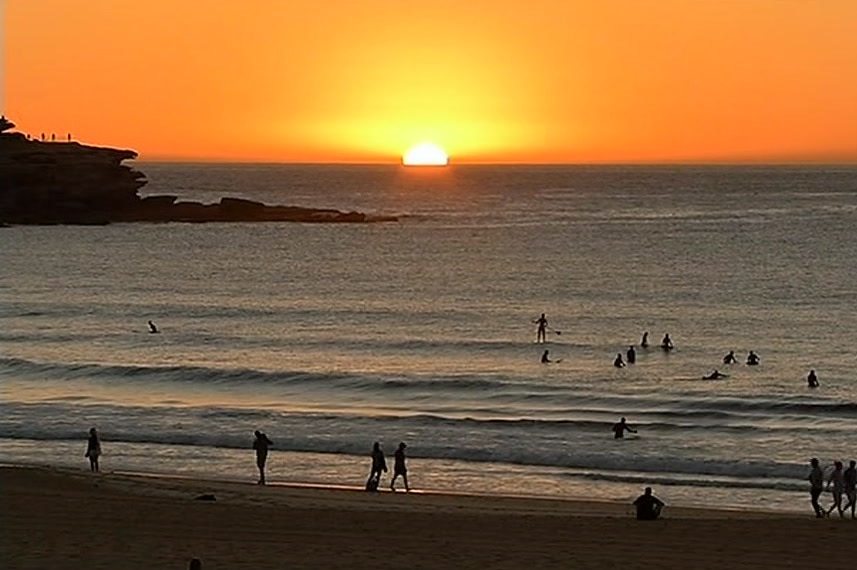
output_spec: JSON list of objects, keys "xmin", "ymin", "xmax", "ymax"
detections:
[{"xmin": 1, "ymin": 465, "xmax": 854, "ymax": 570}]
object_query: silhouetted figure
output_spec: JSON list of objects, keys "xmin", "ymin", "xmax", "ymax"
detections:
[
  {"xmin": 366, "ymin": 442, "xmax": 387, "ymax": 492},
  {"xmin": 51, "ymin": 133, "xmax": 56, "ymax": 141},
  {"xmin": 723, "ymin": 351, "xmax": 737, "ymax": 364},
  {"xmin": 148, "ymin": 320, "xmax": 159, "ymax": 334},
  {"xmin": 189, "ymin": 559, "xmax": 202, "ymax": 570},
  {"xmin": 807, "ymin": 370, "xmax": 819, "ymax": 388},
  {"xmin": 534, "ymin": 313, "xmax": 548, "ymax": 343},
  {"xmin": 541, "ymin": 350, "xmax": 551, "ymax": 364},
  {"xmin": 809, "ymin": 457, "xmax": 825, "ymax": 518},
  {"xmin": 612, "ymin": 417, "xmax": 637, "ymax": 439},
  {"xmin": 633, "ymin": 487, "xmax": 665, "ymax": 520},
  {"xmin": 390, "ymin": 442, "xmax": 409, "ymax": 492},
  {"xmin": 85, "ymin": 427, "xmax": 101, "ymax": 472},
  {"xmin": 827, "ymin": 461, "xmax": 845, "ymax": 518},
  {"xmin": 67, "ymin": 133, "xmax": 71, "ymax": 142},
  {"xmin": 40, "ymin": 133, "xmax": 45, "ymax": 141},
  {"xmin": 703, "ymin": 370, "xmax": 728, "ymax": 380},
  {"xmin": 626, "ymin": 346, "xmax": 636, "ymax": 364},
  {"xmin": 746, "ymin": 351, "xmax": 760, "ymax": 365},
  {"xmin": 252, "ymin": 430, "xmax": 273, "ymax": 485},
  {"xmin": 640, "ymin": 331, "xmax": 649, "ymax": 348},
  {"xmin": 660, "ymin": 334, "xmax": 674, "ymax": 351},
  {"xmin": 843, "ymin": 460, "xmax": 856, "ymax": 519},
  {"xmin": 613, "ymin": 353, "xmax": 625, "ymax": 368}
]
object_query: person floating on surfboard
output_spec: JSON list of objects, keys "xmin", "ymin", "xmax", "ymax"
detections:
[
  {"xmin": 746, "ymin": 351, "xmax": 760, "ymax": 365},
  {"xmin": 614, "ymin": 353, "xmax": 626, "ymax": 368},
  {"xmin": 660, "ymin": 333, "xmax": 674, "ymax": 351},
  {"xmin": 703, "ymin": 369, "xmax": 728, "ymax": 380},
  {"xmin": 640, "ymin": 331, "xmax": 649, "ymax": 348},
  {"xmin": 148, "ymin": 320, "xmax": 159, "ymax": 334},
  {"xmin": 807, "ymin": 369, "xmax": 819, "ymax": 388},
  {"xmin": 723, "ymin": 350, "xmax": 737, "ymax": 364}
]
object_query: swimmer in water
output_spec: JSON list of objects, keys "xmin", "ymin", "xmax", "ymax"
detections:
[
  {"xmin": 703, "ymin": 369, "xmax": 728, "ymax": 380},
  {"xmin": 148, "ymin": 320, "xmax": 159, "ymax": 334}
]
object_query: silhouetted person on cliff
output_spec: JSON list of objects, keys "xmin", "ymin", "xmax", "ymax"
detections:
[{"xmin": 253, "ymin": 430, "xmax": 273, "ymax": 484}]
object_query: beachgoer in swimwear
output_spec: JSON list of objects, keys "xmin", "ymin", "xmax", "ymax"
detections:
[
  {"xmin": 612, "ymin": 417, "xmax": 637, "ymax": 439},
  {"xmin": 390, "ymin": 442, "xmax": 409, "ymax": 492},
  {"xmin": 807, "ymin": 370, "xmax": 819, "ymax": 388},
  {"xmin": 633, "ymin": 487, "xmax": 665, "ymax": 520},
  {"xmin": 640, "ymin": 331, "xmax": 649, "ymax": 348},
  {"xmin": 85, "ymin": 427, "xmax": 101, "ymax": 472},
  {"xmin": 253, "ymin": 430, "xmax": 273, "ymax": 485},
  {"xmin": 541, "ymin": 350, "xmax": 551, "ymax": 364},
  {"xmin": 809, "ymin": 457, "xmax": 825, "ymax": 518},
  {"xmin": 534, "ymin": 313, "xmax": 548, "ymax": 343},
  {"xmin": 367, "ymin": 441, "xmax": 387, "ymax": 491},
  {"xmin": 826, "ymin": 461, "xmax": 845, "ymax": 518},
  {"xmin": 661, "ymin": 334, "xmax": 674, "ymax": 351},
  {"xmin": 843, "ymin": 460, "xmax": 856, "ymax": 519},
  {"xmin": 746, "ymin": 351, "xmax": 760, "ymax": 365},
  {"xmin": 626, "ymin": 346, "xmax": 636, "ymax": 364},
  {"xmin": 148, "ymin": 320, "xmax": 159, "ymax": 334},
  {"xmin": 723, "ymin": 351, "xmax": 737, "ymax": 365},
  {"xmin": 614, "ymin": 353, "xmax": 625, "ymax": 368},
  {"xmin": 703, "ymin": 370, "xmax": 728, "ymax": 380}
]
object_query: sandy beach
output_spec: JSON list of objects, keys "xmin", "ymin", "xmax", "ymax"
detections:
[{"xmin": 1, "ymin": 466, "xmax": 853, "ymax": 570}]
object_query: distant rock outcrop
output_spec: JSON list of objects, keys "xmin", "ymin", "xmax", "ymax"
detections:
[{"xmin": 0, "ymin": 118, "xmax": 396, "ymax": 225}]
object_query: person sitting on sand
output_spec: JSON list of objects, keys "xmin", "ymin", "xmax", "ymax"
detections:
[
  {"xmin": 390, "ymin": 442, "xmax": 409, "ymax": 492},
  {"xmin": 807, "ymin": 370, "xmax": 819, "ymax": 388},
  {"xmin": 626, "ymin": 345, "xmax": 636, "ymax": 364},
  {"xmin": 660, "ymin": 333, "xmax": 674, "ymax": 351},
  {"xmin": 614, "ymin": 353, "xmax": 625, "ymax": 368},
  {"xmin": 367, "ymin": 441, "xmax": 387, "ymax": 491},
  {"xmin": 541, "ymin": 350, "xmax": 551, "ymax": 364},
  {"xmin": 723, "ymin": 351, "xmax": 737, "ymax": 364},
  {"xmin": 633, "ymin": 487, "xmax": 665, "ymax": 520},
  {"xmin": 703, "ymin": 369, "xmax": 728, "ymax": 380},
  {"xmin": 612, "ymin": 417, "xmax": 637, "ymax": 439},
  {"xmin": 253, "ymin": 430, "xmax": 273, "ymax": 485},
  {"xmin": 843, "ymin": 460, "xmax": 856, "ymax": 519},
  {"xmin": 826, "ymin": 460, "xmax": 845, "ymax": 518},
  {"xmin": 148, "ymin": 320, "xmax": 159, "ymax": 334},
  {"xmin": 809, "ymin": 457, "xmax": 825, "ymax": 518},
  {"xmin": 85, "ymin": 427, "xmax": 101, "ymax": 472},
  {"xmin": 746, "ymin": 351, "xmax": 760, "ymax": 365}
]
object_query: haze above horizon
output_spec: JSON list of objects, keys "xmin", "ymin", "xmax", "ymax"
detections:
[{"xmin": 6, "ymin": 1, "xmax": 857, "ymax": 164}]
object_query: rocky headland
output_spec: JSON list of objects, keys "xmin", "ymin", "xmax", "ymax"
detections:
[{"xmin": 0, "ymin": 117, "xmax": 396, "ymax": 225}]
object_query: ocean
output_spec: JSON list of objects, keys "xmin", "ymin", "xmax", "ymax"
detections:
[{"xmin": 2, "ymin": 163, "xmax": 855, "ymax": 513}]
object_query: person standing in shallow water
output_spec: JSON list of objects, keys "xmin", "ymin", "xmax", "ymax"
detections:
[
  {"xmin": 253, "ymin": 430, "xmax": 273, "ymax": 485},
  {"xmin": 626, "ymin": 345, "xmax": 636, "ymax": 364},
  {"xmin": 534, "ymin": 313, "xmax": 548, "ymax": 343},
  {"xmin": 85, "ymin": 427, "xmax": 101, "ymax": 472},
  {"xmin": 390, "ymin": 442, "xmax": 409, "ymax": 492},
  {"xmin": 808, "ymin": 458, "xmax": 825, "ymax": 518},
  {"xmin": 612, "ymin": 417, "xmax": 637, "ymax": 439}
]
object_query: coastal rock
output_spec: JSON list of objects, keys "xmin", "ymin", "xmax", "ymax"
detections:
[{"xmin": 0, "ymin": 117, "xmax": 397, "ymax": 225}]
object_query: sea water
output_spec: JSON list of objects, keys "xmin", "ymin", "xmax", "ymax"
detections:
[{"xmin": 2, "ymin": 164, "xmax": 855, "ymax": 513}]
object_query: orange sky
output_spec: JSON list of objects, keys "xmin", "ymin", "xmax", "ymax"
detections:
[{"xmin": 5, "ymin": 0, "xmax": 857, "ymax": 163}]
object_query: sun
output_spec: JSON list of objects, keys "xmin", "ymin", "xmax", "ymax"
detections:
[{"xmin": 402, "ymin": 143, "xmax": 449, "ymax": 166}]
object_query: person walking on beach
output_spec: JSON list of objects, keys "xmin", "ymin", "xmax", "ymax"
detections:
[
  {"xmin": 826, "ymin": 460, "xmax": 845, "ymax": 518},
  {"xmin": 809, "ymin": 457, "xmax": 825, "ymax": 518},
  {"xmin": 807, "ymin": 370, "xmax": 819, "ymax": 388},
  {"xmin": 390, "ymin": 442, "xmax": 409, "ymax": 492},
  {"xmin": 626, "ymin": 345, "xmax": 636, "ymax": 364},
  {"xmin": 613, "ymin": 353, "xmax": 625, "ymax": 368},
  {"xmin": 612, "ymin": 417, "xmax": 637, "ymax": 439},
  {"xmin": 252, "ymin": 430, "xmax": 273, "ymax": 485},
  {"xmin": 534, "ymin": 313, "xmax": 548, "ymax": 343},
  {"xmin": 633, "ymin": 487, "xmax": 665, "ymax": 520},
  {"xmin": 660, "ymin": 333, "xmax": 674, "ymax": 351},
  {"xmin": 366, "ymin": 441, "xmax": 387, "ymax": 492},
  {"xmin": 843, "ymin": 460, "xmax": 856, "ymax": 519},
  {"xmin": 85, "ymin": 427, "xmax": 101, "ymax": 472},
  {"xmin": 640, "ymin": 331, "xmax": 649, "ymax": 348},
  {"xmin": 723, "ymin": 351, "xmax": 737, "ymax": 365}
]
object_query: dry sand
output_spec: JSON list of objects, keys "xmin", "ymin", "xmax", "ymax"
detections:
[{"xmin": 1, "ymin": 465, "xmax": 854, "ymax": 570}]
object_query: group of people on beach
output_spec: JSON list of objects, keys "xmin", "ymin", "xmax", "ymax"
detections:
[{"xmin": 808, "ymin": 458, "xmax": 857, "ymax": 519}]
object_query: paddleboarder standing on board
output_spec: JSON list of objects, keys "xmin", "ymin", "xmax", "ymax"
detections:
[{"xmin": 534, "ymin": 313, "xmax": 548, "ymax": 343}]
